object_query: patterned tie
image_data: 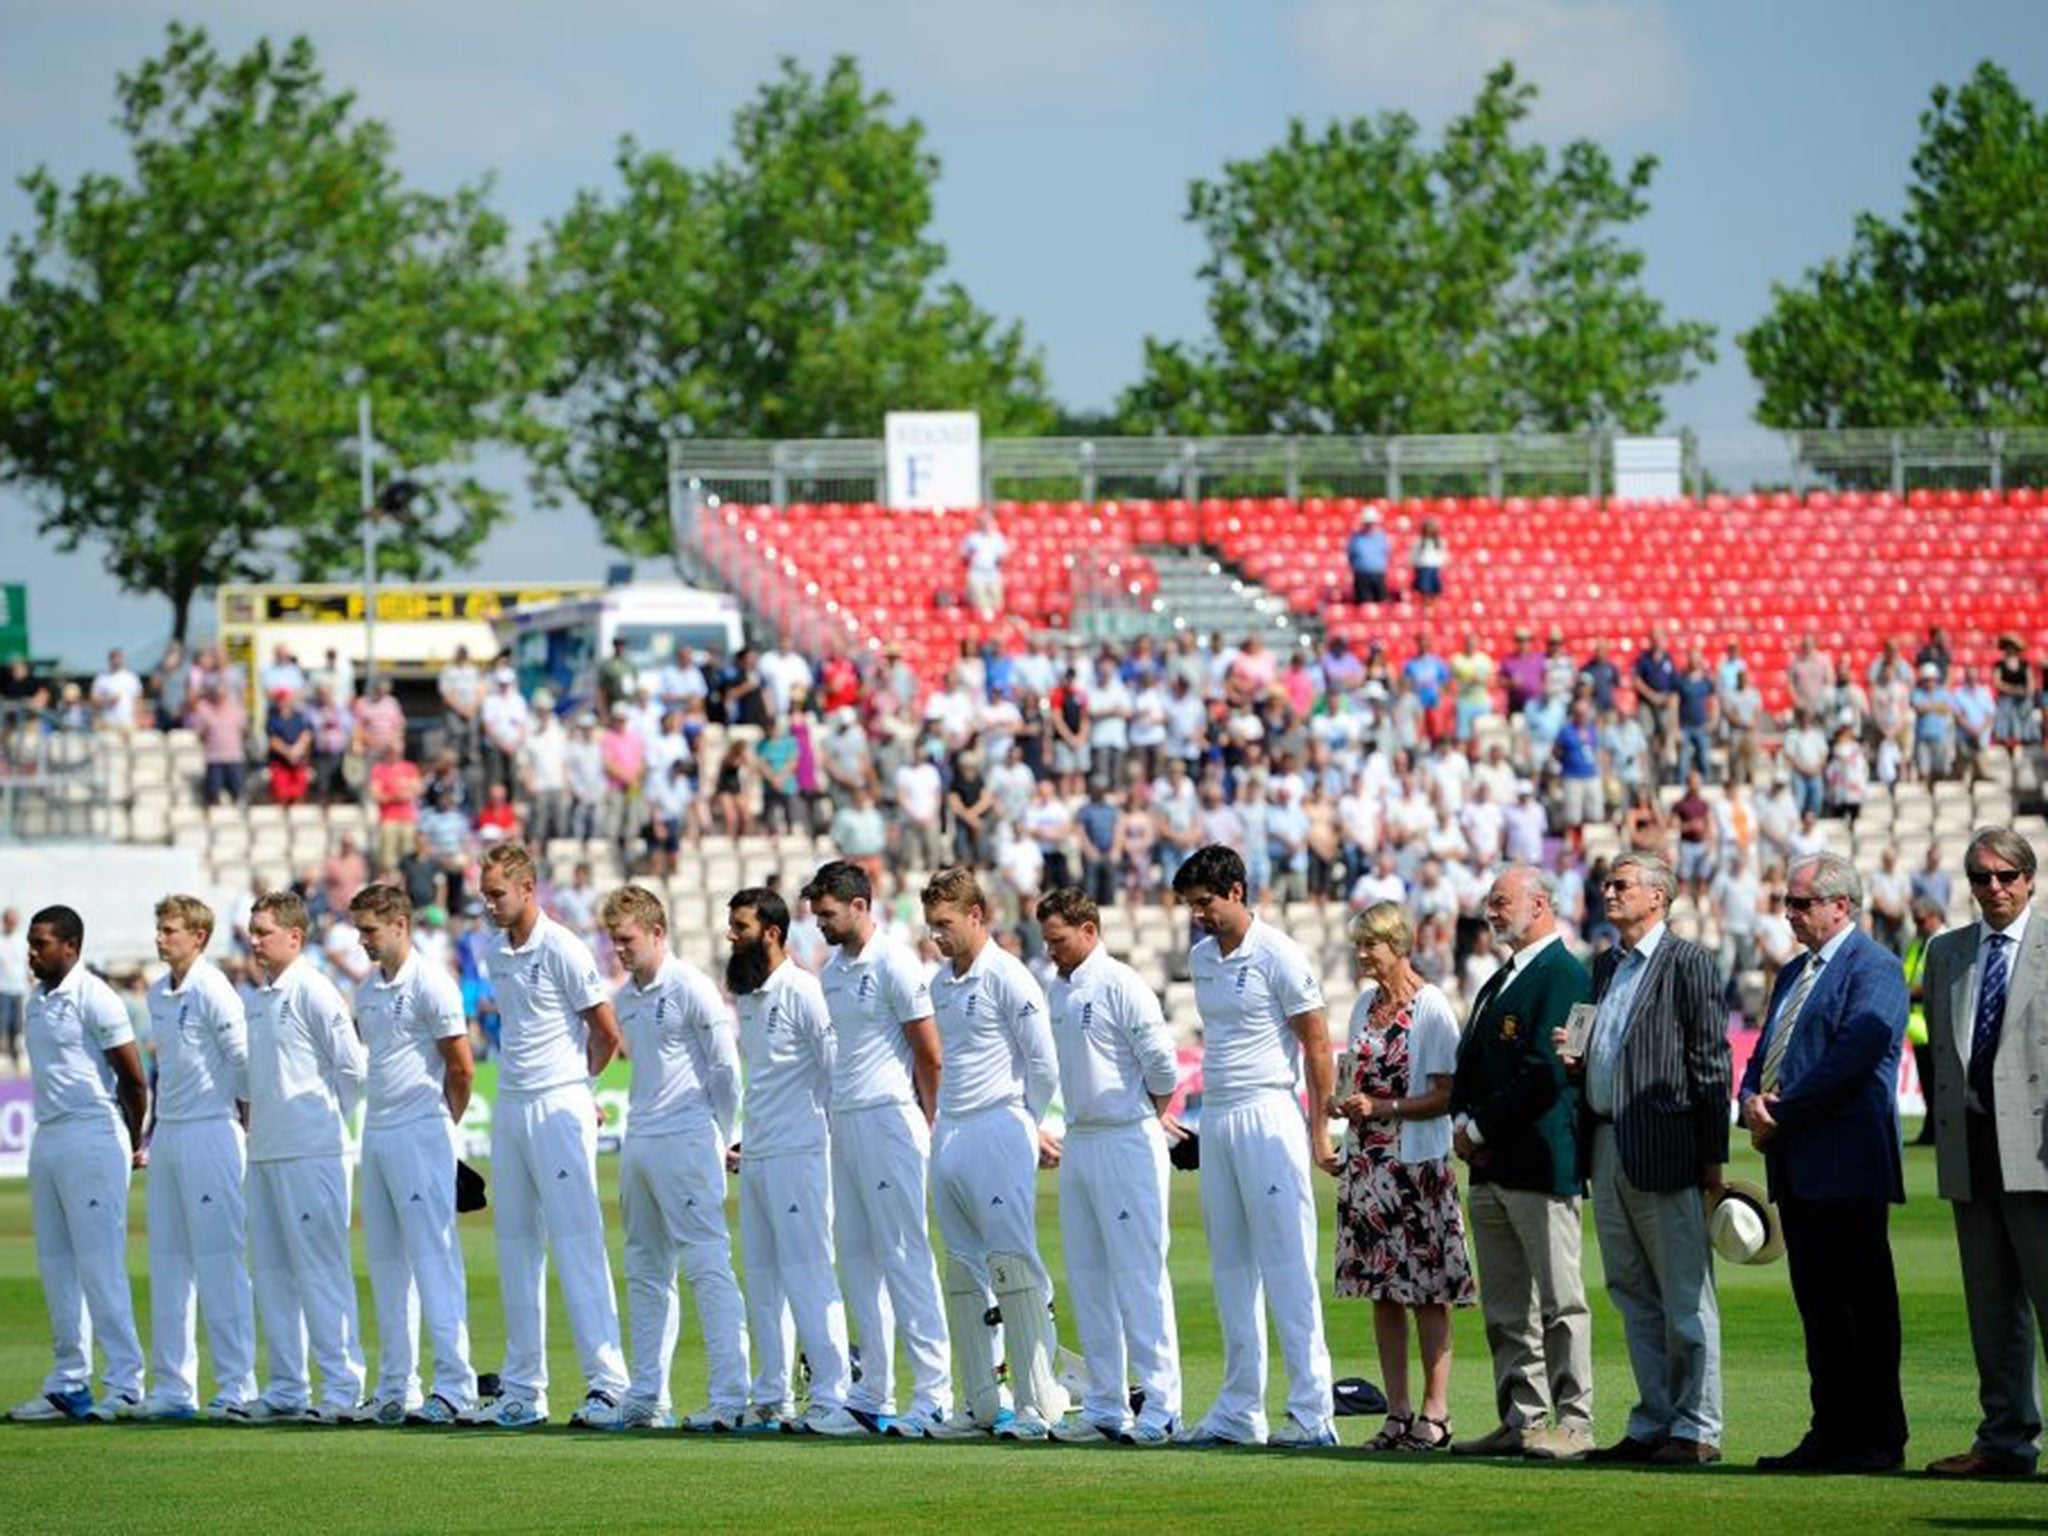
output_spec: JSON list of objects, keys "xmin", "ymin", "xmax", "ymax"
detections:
[
  {"xmin": 1759, "ymin": 955, "xmax": 1823, "ymax": 1093},
  {"xmin": 1968, "ymin": 933, "xmax": 2011, "ymax": 1109}
]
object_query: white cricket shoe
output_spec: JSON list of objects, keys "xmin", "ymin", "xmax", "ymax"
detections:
[
  {"xmin": 1048, "ymin": 1414, "xmax": 1124, "ymax": 1444},
  {"xmin": 883, "ymin": 1406, "xmax": 947, "ymax": 1439},
  {"xmin": 928, "ymin": 1409, "xmax": 998, "ymax": 1440},
  {"xmin": 237, "ymin": 1397, "xmax": 309, "ymax": 1424},
  {"xmin": 468, "ymin": 1394, "xmax": 549, "ymax": 1428},
  {"xmin": 798, "ymin": 1405, "xmax": 869, "ymax": 1438},
  {"xmin": 11, "ymin": 1388, "xmax": 93, "ymax": 1422},
  {"xmin": 343, "ymin": 1396, "xmax": 409, "ymax": 1426},
  {"xmin": 733, "ymin": 1403, "xmax": 793, "ymax": 1435},
  {"xmin": 1121, "ymin": 1418, "xmax": 1179, "ymax": 1447},
  {"xmin": 405, "ymin": 1395, "xmax": 465, "ymax": 1426},
  {"xmin": 132, "ymin": 1397, "xmax": 201, "ymax": 1423},
  {"xmin": 996, "ymin": 1406, "xmax": 1053, "ymax": 1442},
  {"xmin": 1268, "ymin": 1416, "xmax": 1339, "ymax": 1449},
  {"xmin": 680, "ymin": 1405, "xmax": 743, "ymax": 1433},
  {"xmin": 612, "ymin": 1397, "xmax": 676, "ymax": 1430},
  {"xmin": 84, "ymin": 1392, "xmax": 144, "ymax": 1423},
  {"xmin": 568, "ymin": 1391, "xmax": 623, "ymax": 1428}
]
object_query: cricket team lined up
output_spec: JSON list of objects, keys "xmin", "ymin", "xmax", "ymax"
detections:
[{"xmin": 14, "ymin": 841, "xmax": 1343, "ymax": 1446}]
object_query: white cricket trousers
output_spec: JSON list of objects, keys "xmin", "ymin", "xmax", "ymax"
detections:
[
  {"xmin": 1196, "ymin": 1092, "xmax": 1333, "ymax": 1440},
  {"xmin": 932, "ymin": 1103, "xmax": 1048, "ymax": 1292},
  {"xmin": 492, "ymin": 1085, "xmax": 628, "ymax": 1402},
  {"xmin": 29, "ymin": 1117, "xmax": 144, "ymax": 1400},
  {"xmin": 620, "ymin": 1124, "xmax": 749, "ymax": 1413},
  {"xmin": 248, "ymin": 1154, "xmax": 364, "ymax": 1410},
  {"xmin": 1061, "ymin": 1119, "xmax": 1181, "ymax": 1430},
  {"xmin": 831, "ymin": 1100, "xmax": 951, "ymax": 1418},
  {"xmin": 146, "ymin": 1117, "xmax": 256, "ymax": 1408},
  {"xmin": 360, "ymin": 1116, "xmax": 476, "ymax": 1411},
  {"xmin": 740, "ymin": 1150, "xmax": 851, "ymax": 1414}
]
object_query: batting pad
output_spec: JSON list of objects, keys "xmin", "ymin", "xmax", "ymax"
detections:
[
  {"xmin": 989, "ymin": 1251, "xmax": 1067, "ymax": 1422},
  {"xmin": 944, "ymin": 1258, "xmax": 1004, "ymax": 1424}
]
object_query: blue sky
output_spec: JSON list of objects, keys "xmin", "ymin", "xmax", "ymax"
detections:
[{"xmin": 5, "ymin": 0, "xmax": 2046, "ymax": 666}]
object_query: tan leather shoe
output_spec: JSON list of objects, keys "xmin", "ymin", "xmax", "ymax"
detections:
[
  {"xmin": 1451, "ymin": 1422, "xmax": 1526, "ymax": 1457},
  {"xmin": 1649, "ymin": 1437, "xmax": 1722, "ymax": 1466},
  {"xmin": 1525, "ymin": 1423, "xmax": 1595, "ymax": 1461},
  {"xmin": 1925, "ymin": 1449, "xmax": 2035, "ymax": 1478}
]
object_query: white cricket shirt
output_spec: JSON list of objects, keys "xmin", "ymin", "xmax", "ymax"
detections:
[
  {"xmin": 1048, "ymin": 944, "xmax": 1178, "ymax": 1129},
  {"xmin": 1188, "ymin": 917, "xmax": 1325, "ymax": 1110},
  {"xmin": 618, "ymin": 955, "xmax": 739, "ymax": 1140},
  {"xmin": 735, "ymin": 959, "xmax": 834, "ymax": 1159},
  {"xmin": 931, "ymin": 940, "xmax": 1058, "ymax": 1121},
  {"xmin": 355, "ymin": 950, "xmax": 467, "ymax": 1131},
  {"xmin": 246, "ymin": 957, "xmax": 366, "ymax": 1162},
  {"xmin": 485, "ymin": 912, "xmax": 609, "ymax": 1096},
  {"xmin": 820, "ymin": 930, "xmax": 933, "ymax": 1112},
  {"xmin": 27, "ymin": 964, "xmax": 133, "ymax": 1129},
  {"xmin": 148, "ymin": 956, "xmax": 248, "ymax": 1124}
]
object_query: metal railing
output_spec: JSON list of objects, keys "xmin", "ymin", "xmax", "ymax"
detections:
[
  {"xmin": 671, "ymin": 427, "xmax": 2048, "ymax": 511},
  {"xmin": 0, "ymin": 703, "xmax": 110, "ymax": 841}
]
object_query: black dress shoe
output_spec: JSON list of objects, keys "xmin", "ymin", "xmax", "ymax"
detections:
[
  {"xmin": 1824, "ymin": 1447, "xmax": 1903, "ymax": 1474},
  {"xmin": 1585, "ymin": 1436, "xmax": 1664, "ymax": 1464},
  {"xmin": 1756, "ymin": 1438, "xmax": 1830, "ymax": 1473}
]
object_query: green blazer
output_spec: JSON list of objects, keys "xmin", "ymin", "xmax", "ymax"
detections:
[{"xmin": 1450, "ymin": 937, "xmax": 1591, "ymax": 1197}]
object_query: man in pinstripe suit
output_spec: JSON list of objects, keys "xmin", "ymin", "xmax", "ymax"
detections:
[{"xmin": 1560, "ymin": 853, "xmax": 1730, "ymax": 1466}]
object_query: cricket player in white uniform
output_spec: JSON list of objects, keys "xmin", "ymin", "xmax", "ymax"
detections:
[
  {"xmin": 727, "ymin": 887, "xmax": 863, "ymax": 1436},
  {"xmin": 804, "ymin": 860, "xmax": 952, "ymax": 1435},
  {"xmin": 135, "ymin": 895, "xmax": 257, "ymax": 1421},
  {"xmin": 1037, "ymin": 886, "xmax": 1185, "ymax": 1445},
  {"xmin": 602, "ymin": 885, "xmax": 750, "ymax": 1431},
  {"xmin": 921, "ymin": 867, "xmax": 1067, "ymax": 1441},
  {"xmin": 10, "ymin": 905, "xmax": 149, "ymax": 1422},
  {"xmin": 1171, "ymin": 845, "xmax": 1338, "ymax": 1447},
  {"xmin": 243, "ymin": 890, "xmax": 368, "ymax": 1421},
  {"xmin": 474, "ymin": 841, "xmax": 630, "ymax": 1428},
  {"xmin": 349, "ymin": 883, "xmax": 478, "ymax": 1425}
]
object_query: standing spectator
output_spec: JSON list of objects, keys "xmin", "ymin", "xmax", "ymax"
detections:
[
  {"xmin": 352, "ymin": 675, "xmax": 406, "ymax": 763},
  {"xmin": 1785, "ymin": 635, "xmax": 1832, "ymax": 720},
  {"xmin": 1900, "ymin": 898, "xmax": 1945, "ymax": 1147},
  {"xmin": 563, "ymin": 713, "xmax": 606, "ymax": 840},
  {"xmin": 265, "ymin": 691, "xmax": 313, "ymax": 807},
  {"xmin": 754, "ymin": 716, "xmax": 800, "ymax": 835},
  {"xmin": 709, "ymin": 740, "xmax": 752, "ymax": 842},
  {"xmin": 1866, "ymin": 846, "xmax": 1911, "ymax": 955},
  {"xmin": 1740, "ymin": 854, "xmax": 1910, "ymax": 1474},
  {"xmin": 1551, "ymin": 699, "xmax": 1603, "ymax": 856},
  {"xmin": 308, "ymin": 683, "xmax": 352, "ymax": 805},
  {"xmin": 1952, "ymin": 667, "xmax": 1995, "ymax": 778},
  {"xmin": 1915, "ymin": 625, "xmax": 1953, "ymax": 682},
  {"xmin": 1911, "ymin": 842, "xmax": 1953, "ymax": 915},
  {"xmin": 1409, "ymin": 517, "xmax": 1447, "ymax": 605},
  {"xmin": 1578, "ymin": 639, "xmax": 1621, "ymax": 719},
  {"xmin": 1347, "ymin": 506, "xmax": 1390, "ymax": 605},
  {"xmin": 945, "ymin": 752, "xmax": 996, "ymax": 867},
  {"xmin": 319, "ymin": 832, "xmax": 369, "ymax": 917},
  {"xmin": 518, "ymin": 698, "xmax": 570, "ymax": 849},
  {"xmin": 151, "ymin": 641, "xmax": 189, "ymax": 728},
  {"xmin": 1911, "ymin": 664, "xmax": 1958, "ymax": 783},
  {"xmin": 1334, "ymin": 902, "xmax": 1474, "ymax": 1453},
  {"xmin": 1075, "ymin": 781, "xmax": 1120, "ymax": 907},
  {"xmin": 600, "ymin": 705, "xmax": 647, "ymax": 850},
  {"xmin": 369, "ymin": 744, "xmax": 423, "ymax": 873},
  {"xmin": 1673, "ymin": 650, "xmax": 1718, "ymax": 782},
  {"xmin": 960, "ymin": 509, "xmax": 1009, "ymax": 617},
  {"xmin": 1825, "ymin": 725, "xmax": 1869, "ymax": 823},
  {"xmin": 89, "ymin": 648, "xmax": 142, "ymax": 732},
  {"xmin": 828, "ymin": 785, "xmax": 889, "ymax": 893},
  {"xmin": 1631, "ymin": 628, "xmax": 1678, "ymax": 782},
  {"xmin": 1086, "ymin": 655, "xmax": 1132, "ymax": 789},
  {"xmin": 1403, "ymin": 634, "xmax": 1451, "ymax": 740},
  {"xmin": 189, "ymin": 682, "xmax": 248, "ymax": 806},
  {"xmin": 437, "ymin": 645, "xmax": 483, "ymax": 768},
  {"xmin": 310, "ymin": 647, "xmax": 355, "ymax": 704},
  {"xmin": 1719, "ymin": 663, "xmax": 1764, "ymax": 785},
  {"xmin": 0, "ymin": 908, "xmax": 25, "ymax": 1070},
  {"xmin": 1500, "ymin": 627, "xmax": 1546, "ymax": 716},
  {"xmin": 892, "ymin": 752, "xmax": 946, "ymax": 872},
  {"xmin": 258, "ymin": 644, "xmax": 306, "ymax": 702},
  {"xmin": 1450, "ymin": 633, "xmax": 1496, "ymax": 743},
  {"xmin": 480, "ymin": 669, "xmax": 530, "ymax": 792},
  {"xmin": 1992, "ymin": 635, "xmax": 2038, "ymax": 748},
  {"xmin": 1781, "ymin": 711, "xmax": 1829, "ymax": 817}
]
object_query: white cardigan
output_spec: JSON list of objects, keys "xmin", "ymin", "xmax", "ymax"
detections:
[{"xmin": 1345, "ymin": 981, "xmax": 1460, "ymax": 1164}]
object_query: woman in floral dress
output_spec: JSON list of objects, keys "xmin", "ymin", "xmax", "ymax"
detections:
[{"xmin": 1332, "ymin": 901, "xmax": 1475, "ymax": 1451}]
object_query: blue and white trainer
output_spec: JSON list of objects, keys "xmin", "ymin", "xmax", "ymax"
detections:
[
  {"xmin": 405, "ymin": 1395, "xmax": 464, "ymax": 1426},
  {"xmin": 612, "ymin": 1397, "xmax": 675, "ymax": 1430},
  {"xmin": 133, "ymin": 1397, "xmax": 201, "ymax": 1424},
  {"xmin": 84, "ymin": 1391, "xmax": 144, "ymax": 1423},
  {"xmin": 1268, "ymin": 1417, "xmax": 1339, "ymax": 1449},
  {"xmin": 11, "ymin": 1388, "xmax": 94, "ymax": 1422},
  {"xmin": 1121, "ymin": 1417, "xmax": 1179, "ymax": 1447},
  {"xmin": 883, "ymin": 1406, "xmax": 947, "ymax": 1439},
  {"xmin": 680, "ymin": 1405, "xmax": 742, "ymax": 1433},
  {"xmin": 470, "ymin": 1394, "xmax": 549, "ymax": 1428},
  {"xmin": 1048, "ymin": 1415, "xmax": 1124, "ymax": 1444}
]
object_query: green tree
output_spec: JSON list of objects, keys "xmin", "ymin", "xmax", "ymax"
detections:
[
  {"xmin": 0, "ymin": 25, "xmax": 531, "ymax": 643},
  {"xmin": 1743, "ymin": 61, "xmax": 2048, "ymax": 429},
  {"xmin": 1119, "ymin": 62, "xmax": 1713, "ymax": 437},
  {"xmin": 530, "ymin": 56, "xmax": 1054, "ymax": 554}
]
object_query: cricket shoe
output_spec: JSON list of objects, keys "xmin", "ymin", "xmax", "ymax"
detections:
[
  {"xmin": 298, "ymin": 1403, "xmax": 362, "ymax": 1426},
  {"xmin": 404, "ymin": 1395, "xmax": 465, "ymax": 1427},
  {"xmin": 568, "ymin": 1391, "xmax": 623, "ymax": 1428},
  {"xmin": 468, "ymin": 1394, "xmax": 549, "ymax": 1428},
  {"xmin": 132, "ymin": 1397, "xmax": 201, "ymax": 1424},
  {"xmin": 343, "ymin": 1396, "xmax": 410, "ymax": 1426},
  {"xmin": 680, "ymin": 1405, "xmax": 743, "ymax": 1433},
  {"xmin": 1048, "ymin": 1415, "xmax": 1124, "ymax": 1444},
  {"xmin": 996, "ymin": 1407, "xmax": 1053, "ymax": 1442},
  {"xmin": 1268, "ymin": 1417, "xmax": 1339, "ymax": 1449},
  {"xmin": 928, "ymin": 1409, "xmax": 1000, "ymax": 1440},
  {"xmin": 202, "ymin": 1395, "xmax": 250, "ymax": 1423},
  {"xmin": 796, "ymin": 1405, "xmax": 869, "ymax": 1438},
  {"xmin": 235, "ymin": 1397, "xmax": 309, "ymax": 1424},
  {"xmin": 882, "ymin": 1406, "xmax": 947, "ymax": 1439},
  {"xmin": 1121, "ymin": 1418, "xmax": 1179, "ymax": 1447},
  {"xmin": 734, "ymin": 1404, "xmax": 794, "ymax": 1435},
  {"xmin": 84, "ymin": 1391, "xmax": 145, "ymax": 1422},
  {"xmin": 845, "ymin": 1408, "xmax": 891, "ymax": 1434},
  {"xmin": 10, "ymin": 1388, "xmax": 94, "ymax": 1422},
  {"xmin": 1174, "ymin": 1422, "xmax": 1257, "ymax": 1448},
  {"xmin": 612, "ymin": 1397, "xmax": 676, "ymax": 1430}
]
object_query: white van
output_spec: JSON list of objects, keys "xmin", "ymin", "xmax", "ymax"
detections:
[{"xmin": 493, "ymin": 583, "xmax": 747, "ymax": 714}]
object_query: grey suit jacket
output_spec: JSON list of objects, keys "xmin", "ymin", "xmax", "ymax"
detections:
[
  {"xmin": 1925, "ymin": 907, "xmax": 2048, "ymax": 1199},
  {"xmin": 1587, "ymin": 933, "xmax": 1731, "ymax": 1193}
]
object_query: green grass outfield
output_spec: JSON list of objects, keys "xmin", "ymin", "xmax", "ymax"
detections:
[{"xmin": 0, "ymin": 1131, "xmax": 2039, "ymax": 1534}]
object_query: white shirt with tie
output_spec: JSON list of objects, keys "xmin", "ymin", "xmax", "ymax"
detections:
[{"xmin": 1960, "ymin": 905, "xmax": 2030, "ymax": 1112}]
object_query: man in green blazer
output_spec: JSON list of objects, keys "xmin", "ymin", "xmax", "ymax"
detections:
[{"xmin": 1450, "ymin": 865, "xmax": 1594, "ymax": 1460}]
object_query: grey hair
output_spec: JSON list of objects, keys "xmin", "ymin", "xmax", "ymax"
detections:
[
  {"xmin": 1496, "ymin": 863, "xmax": 1559, "ymax": 910},
  {"xmin": 1789, "ymin": 852, "xmax": 1862, "ymax": 908},
  {"xmin": 1609, "ymin": 852, "xmax": 1676, "ymax": 910},
  {"xmin": 1964, "ymin": 826, "xmax": 2037, "ymax": 879}
]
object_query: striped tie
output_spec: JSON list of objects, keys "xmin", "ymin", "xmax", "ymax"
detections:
[
  {"xmin": 1759, "ymin": 956, "xmax": 1824, "ymax": 1093},
  {"xmin": 1967, "ymin": 934, "xmax": 2011, "ymax": 1108}
]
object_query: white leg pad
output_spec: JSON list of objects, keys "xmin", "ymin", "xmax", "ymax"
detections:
[
  {"xmin": 990, "ymin": 1250, "xmax": 1067, "ymax": 1422},
  {"xmin": 944, "ymin": 1258, "xmax": 1003, "ymax": 1424}
]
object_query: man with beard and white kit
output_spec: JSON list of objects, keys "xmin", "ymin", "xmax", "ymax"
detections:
[
  {"xmin": 1170, "ymin": 844, "xmax": 1339, "ymax": 1447},
  {"xmin": 10, "ymin": 905, "xmax": 149, "ymax": 1423},
  {"xmin": 802, "ymin": 860, "xmax": 952, "ymax": 1437},
  {"xmin": 473, "ymin": 841, "xmax": 630, "ymax": 1428},
  {"xmin": 1037, "ymin": 886, "xmax": 1187, "ymax": 1446},
  {"xmin": 725, "ymin": 887, "xmax": 864, "ymax": 1436},
  {"xmin": 601, "ymin": 885, "xmax": 750, "ymax": 1432},
  {"xmin": 348, "ymin": 883, "xmax": 478, "ymax": 1426},
  {"xmin": 921, "ymin": 866, "xmax": 1068, "ymax": 1441},
  {"xmin": 134, "ymin": 895, "xmax": 257, "ymax": 1422},
  {"xmin": 242, "ymin": 890, "xmax": 367, "ymax": 1422}
]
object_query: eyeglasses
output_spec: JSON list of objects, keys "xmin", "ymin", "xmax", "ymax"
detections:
[
  {"xmin": 1783, "ymin": 894, "xmax": 1841, "ymax": 912},
  {"xmin": 1967, "ymin": 868, "xmax": 2029, "ymax": 888},
  {"xmin": 1601, "ymin": 879, "xmax": 1639, "ymax": 894}
]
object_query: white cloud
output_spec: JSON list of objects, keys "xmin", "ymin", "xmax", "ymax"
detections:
[{"xmin": 1281, "ymin": 0, "xmax": 1689, "ymax": 136}]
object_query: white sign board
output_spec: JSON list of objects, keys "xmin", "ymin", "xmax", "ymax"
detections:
[
  {"xmin": 1612, "ymin": 435, "xmax": 1684, "ymax": 500},
  {"xmin": 0, "ymin": 842, "xmax": 203, "ymax": 968},
  {"xmin": 885, "ymin": 411, "xmax": 982, "ymax": 511}
]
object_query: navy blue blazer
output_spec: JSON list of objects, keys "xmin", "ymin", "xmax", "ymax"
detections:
[{"xmin": 1737, "ymin": 926, "xmax": 1908, "ymax": 1204}]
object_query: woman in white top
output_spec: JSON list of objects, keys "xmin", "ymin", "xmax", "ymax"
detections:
[
  {"xmin": 1330, "ymin": 901, "xmax": 1474, "ymax": 1452},
  {"xmin": 1408, "ymin": 517, "xmax": 1447, "ymax": 604}
]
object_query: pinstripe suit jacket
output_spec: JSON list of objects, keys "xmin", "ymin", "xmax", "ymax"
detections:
[{"xmin": 1586, "ymin": 932, "xmax": 1731, "ymax": 1193}]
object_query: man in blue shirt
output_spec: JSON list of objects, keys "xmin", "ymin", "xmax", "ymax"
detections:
[
  {"xmin": 1673, "ymin": 651, "xmax": 1719, "ymax": 784},
  {"xmin": 1346, "ymin": 508, "xmax": 1390, "ymax": 605}
]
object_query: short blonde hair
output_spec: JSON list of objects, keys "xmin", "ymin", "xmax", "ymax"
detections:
[
  {"xmin": 251, "ymin": 890, "xmax": 310, "ymax": 936},
  {"xmin": 599, "ymin": 885, "xmax": 667, "ymax": 934},
  {"xmin": 480, "ymin": 841, "xmax": 537, "ymax": 884},
  {"xmin": 155, "ymin": 894, "xmax": 216, "ymax": 940},
  {"xmin": 921, "ymin": 866, "xmax": 988, "ymax": 917},
  {"xmin": 1347, "ymin": 901, "xmax": 1414, "ymax": 955},
  {"xmin": 348, "ymin": 883, "xmax": 411, "ymax": 924}
]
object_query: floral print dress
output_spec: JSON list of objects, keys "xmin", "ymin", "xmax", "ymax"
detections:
[{"xmin": 1333, "ymin": 1000, "xmax": 1477, "ymax": 1307}]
